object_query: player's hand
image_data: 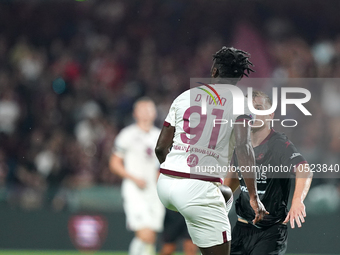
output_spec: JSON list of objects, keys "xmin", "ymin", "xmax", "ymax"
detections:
[
  {"xmin": 284, "ymin": 200, "xmax": 306, "ymax": 228},
  {"xmin": 133, "ymin": 177, "xmax": 147, "ymax": 189},
  {"xmin": 250, "ymin": 197, "xmax": 269, "ymax": 224}
]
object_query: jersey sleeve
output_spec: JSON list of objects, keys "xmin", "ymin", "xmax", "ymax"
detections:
[
  {"xmin": 279, "ymin": 140, "xmax": 307, "ymax": 173},
  {"xmin": 164, "ymin": 98, "xmax": 177, "ymax": 127},
  {"xmin": 113, "ymin": 129, "xmax": 130, "ymax": 158}
]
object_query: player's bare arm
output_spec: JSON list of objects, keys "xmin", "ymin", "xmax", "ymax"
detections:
[
  {"xmin": 109, "ymin": 154, "xmax": 146, "ymax": 189},
  {"xmin": 224, "ymin": 169, "xmax": 240, "ymax": 192},
  {"xmin": 234, "ymin": 121, "xmax": 268, "ymax": 224},
  {"xmin": 155, "ymin": 125, "xmax": 175, "ymax": 164},
  {"xmin": 284, "ymin": 163, "xmax": 313, "ymax": 228}
]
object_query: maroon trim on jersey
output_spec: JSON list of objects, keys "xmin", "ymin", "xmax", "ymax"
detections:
[
  {"xmin": 222, "ymin": 231, "xmax": 227, "ymax": 243},
  {"xmin": 235, "ymin": 118, "xmax": 250, "ymax": 123},
  {"xmin": 163, "ymin": 121, "xmax": 170, "ymax": 127},
  {"xmin": 160, "ymin": 168, "xmax": 223, "ymax": 184},
  {"xmin": 292, "ymin": 160, "xmax": 308, "ymax": 173},
  {"xmin": 235, "ymin": 114, "xmax": 252, "ymax": 123},
  {"xmin": 259, "ymin": 128, "xmax": 275, "ymax": 146}
]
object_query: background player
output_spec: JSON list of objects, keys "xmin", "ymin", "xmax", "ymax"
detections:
[
  {"xmin": 225, "ymin": 90, "xmax": 313, "ymax": 255},
  {"xmin": 110, "ymin": 97, "xmax": 165, "ymax": 255},
  {"xmin": 155, "ymin": 47, "xmax": 268, "ymax": 255}
]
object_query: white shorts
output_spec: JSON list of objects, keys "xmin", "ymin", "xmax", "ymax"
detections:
[
  {"xmin": 122, "ymin": 181, "xmax": 165, "ymax": 232},
  {"xmin": 157, "ymin": 173, "xmax": 231, "ymax": 248}
]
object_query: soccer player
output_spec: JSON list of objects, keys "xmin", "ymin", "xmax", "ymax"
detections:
[
  {"xmin": 110, "ymin": 97, "xmax": 165, "ymax": 255},
  {"xmin": 225, "ymin": 90, "xmax": 313, "ymax": 255},
  {"xmin": 155, "ymin": 47, "xmax": 268, "ymax": 255}
]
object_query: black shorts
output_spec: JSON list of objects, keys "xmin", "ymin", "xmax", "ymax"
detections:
[
  {"xmin": 162, "ymin": 209, "xmax": 191, "ymax": 243},
  {"xmin": 231, "ymin": 221, "xmax": 288, "ymax": 255}
]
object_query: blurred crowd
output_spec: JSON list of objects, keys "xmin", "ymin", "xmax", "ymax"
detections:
[{"xmin": 0, "ymin": 0, "xmax": 339, "ymax": 211}]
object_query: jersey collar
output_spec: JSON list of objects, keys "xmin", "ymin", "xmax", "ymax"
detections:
[{"xmin": 258, "ymin": 128, "xmax": 275, "ymax": 146}]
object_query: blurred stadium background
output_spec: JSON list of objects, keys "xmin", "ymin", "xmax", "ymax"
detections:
[{"xmin": 0, "ymin": 0, "xmax": 339, "ymax": 254}]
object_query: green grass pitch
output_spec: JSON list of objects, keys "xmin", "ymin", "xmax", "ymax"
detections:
[{"xmin": 0, "ymin": 251, "xmax": 330, "ymax": 255}]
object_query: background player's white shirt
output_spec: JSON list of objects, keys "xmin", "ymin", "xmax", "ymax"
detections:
[
  {"xmin": 161, "ymin": 84, "xmax": 252, "ymax": 180},
  {"xmin": 114, "ymin": 124, "xmax": 160, "ymax": 193},
  {"xmin": 114, "ymin": 124, "xmax": 165, "ymax": 232}
]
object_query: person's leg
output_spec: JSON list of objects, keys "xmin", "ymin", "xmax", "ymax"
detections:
[
  {"xmin": 175, "ymin": 181, "xmax": 231, "ymax": 255},
  {"xmin": 129, "ymin": 228, "xmax": 157, "ymax": 255},
  {"xmin": 161, "ymin": 209, "xmax": 184, "ymax": 255},
  {"xmin": 250, "ymin": 224, "xmax": 288, "ymax": 255},
  {"xmin": 160, "ymin": 243, "xmax": 177, "ymax": 255},
  {"xmin": 161, "ymin": 208, "xmax": 198, "ymax": 255},
  {"xmin": 230, "ymin": 221, "xmax": 249, "ymax": 255},
  {"xmin": 183, "ymin": 238, "xmax": 198, "ymax": 255},
  {"xmin": 136, "ymin": 228, "xmax": 157, "ymax": 244},
  {"xmin": 124, "ymin": 192, "xmax": 158, "ymax": 255},
  {"xmin": 157, "ymin": 175, "xmax": 183, "ymax": 255},
  {"xmin": 134, "ymin": 193, "xmax": 165, "ymax": 255},
  {"xmin": 140, "ymin": 184, "xmax": 165, "ymax": 254},
  {"xmin": 129, "ymin": 235, "xmax": 145, "ymax": 255},
  {"xmin": 160, "ymin": 177, "xmax": 231, "ymax": 254},
  {"xmin": 180, "ymin": 215, "xmax": 197, "ymax": 255},
  {"xmin": 128, "ymin": 175, "xmax": 167, "ymax": 255}
]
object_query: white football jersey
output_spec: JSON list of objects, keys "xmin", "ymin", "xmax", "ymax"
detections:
[
  {"xmin": 113, "ymin": 124, "xmax": 160, "ymax": 187},
  {"xmin": 161, "ymin": 84, "xmax": 252, "ymax": 181}
]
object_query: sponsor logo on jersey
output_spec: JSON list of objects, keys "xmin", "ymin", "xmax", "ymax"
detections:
[
  {"xmin": 240, "ymin": 185, "xmax": 266, "ymax": 194},
  {"xmin": 187, "ymin": 154, "xmax": 199, "ymax": 167},
  {"xmin": 256, "ymin": 153, "xmax": 264, "ymax": 160},
  {"xmin": 290, "ymin": 152, "xmax": 301, "ymax": 159}
]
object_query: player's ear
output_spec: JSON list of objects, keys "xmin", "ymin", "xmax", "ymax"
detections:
[
  {"xmin": 211, "ymin": 67, "xmax": 219, "ymax": 78},
  {"xmin": 270, "ymin": 112, "xmax": 275, "ymax": 119},
  {"xmin": 132, "ymin": 106, "xmax": 138, "ymax": 120}
]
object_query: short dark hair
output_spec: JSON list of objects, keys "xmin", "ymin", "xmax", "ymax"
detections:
[{"xmin": 213, "ymin": 46, "xmax": 254, "ymax": 78}]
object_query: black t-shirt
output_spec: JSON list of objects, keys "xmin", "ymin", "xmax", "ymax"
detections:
[{"xmin": 232, "ymin": 129, "xmax": 307, "ymax": 228}]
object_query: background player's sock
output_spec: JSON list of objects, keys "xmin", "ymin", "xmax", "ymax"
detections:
[
  {"xmin": 144, "ymin": 243, "xmax": 156, "ymax": 255},
  {"xmin": 129, "ymin": 237, "xmax": 156, "ymax": 255},
  {"xmin": 128, "ymin": 237, "xmax": 145, "ymax": 255}
]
